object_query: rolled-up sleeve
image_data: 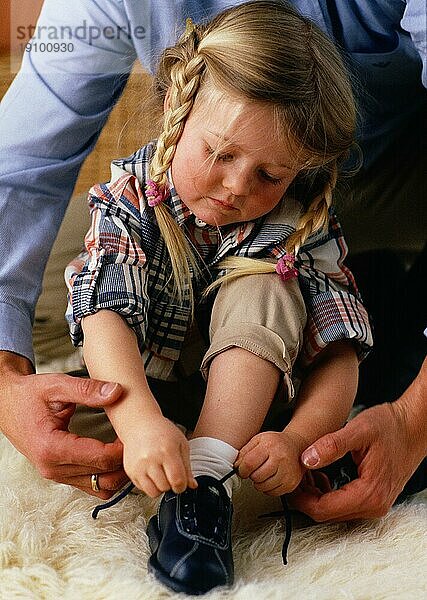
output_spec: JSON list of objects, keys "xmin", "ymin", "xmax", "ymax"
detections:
[
  {"xmin": 65, "ymin": 174, "xmax": 149, "ymax": 351},
  {"xmin": 296, "ymin": 211, "xmax": 373, "ymax": 364}
]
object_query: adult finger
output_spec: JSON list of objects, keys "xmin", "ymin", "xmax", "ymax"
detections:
[
  {"xmin": 59, "ymin": 471, "xmax": 129, "ymax": 500},
  {"xmin": 55, "ymin": 469, "xmax": 128, "ymax": 494},
  {"xmin": 39, "ymin": 431, "xmax": 124, "ymax": 479},
  {"xmin": 299, "ymin": 470, "xmax": 333, "ymax": 494},
  {"xmin": 289, "ymin": 478, "xmax": 378, "ymax": 522},
  {"xmin": 311, "ymin": 470, "xmax": 333, "ymax": 493},
  {"xmin": 301, "ymin": 420, "xmax": 365, "ymax": 470},
  {"xmin": 44, "ymin": 374, "xmax": 123, "ymax": 411}
]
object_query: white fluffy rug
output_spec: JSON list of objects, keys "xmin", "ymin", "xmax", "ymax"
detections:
[{"xmin": 1, "ymin": 432, "xmax": 426, "ymax": 600}]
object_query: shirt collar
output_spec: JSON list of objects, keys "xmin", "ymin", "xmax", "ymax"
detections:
[{"xmin": 166, "ymin": 169, "xmax": 193, "ymax": 227}]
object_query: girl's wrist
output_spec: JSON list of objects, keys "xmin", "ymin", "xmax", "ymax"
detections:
[
  {"xmin": 105, "ymin": 392, "xmax": 163, "ymax": 439},
  {"xmin": 281, "ymin": 426, "xmax": 312, "ymax": 455}
]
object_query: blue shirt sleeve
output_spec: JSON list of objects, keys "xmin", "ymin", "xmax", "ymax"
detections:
[
  {"xmin": 0, "ymin": 0, "xmax": 138, "ymax": 363},
  {"xmin": 401, "ymin": 0, "xmax": 427, "ymax": 87}
]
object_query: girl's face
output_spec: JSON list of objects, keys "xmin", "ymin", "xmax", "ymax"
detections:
[{"xmin": 170, "ymin": 92, "xmax": 301, "ymax": 227}]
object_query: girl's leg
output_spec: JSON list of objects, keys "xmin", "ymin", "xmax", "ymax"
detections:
[
  {"xmin": 194, "ymin": 272, "xmax": 307, "ymax": 448},
  {"xmin": 185, "ymin": 273, "xmax": 306, "ymax": 499},
  {"xmin": 192, "ymin": 346, "xmax": 280, "ymax": 447}
]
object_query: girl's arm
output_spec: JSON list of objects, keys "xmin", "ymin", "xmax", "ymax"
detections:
[
  {"xmin": 236, "ymin": 340, "xmax": 358, "ymax": 495},
  {"xmin": 81, "ymin": 309, "xmax": 197, "ymax": 497},
  {"xmin": 285, "ymin": 339, "xmax": 359, "ymax": 448}
]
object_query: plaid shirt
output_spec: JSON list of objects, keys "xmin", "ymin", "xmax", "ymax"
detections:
[{"xmin": 65, "ymin": 143, "xmax": 372, "ymax": 373}]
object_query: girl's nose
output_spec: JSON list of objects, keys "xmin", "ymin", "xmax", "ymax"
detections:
[{"xmin": 221, "ymin": 164, "xmax": 252, "ymax": 197}]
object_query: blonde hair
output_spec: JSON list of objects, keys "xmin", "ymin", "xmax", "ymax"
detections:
[{"xmin": 148, "ymin": 0, "xmax": 356, "ymax": 302}]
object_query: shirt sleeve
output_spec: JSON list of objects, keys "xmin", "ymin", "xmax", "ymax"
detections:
[
  {"xmin": 296, "ymin": 211, "xmax": 373, "ymax": 365},
  {"xmin": 0, "ymin": 0, "xmax": 137, "ymax": 363},
  {"xmin": 65, "ymin": 174, "xmax": 150, "ymax": 351},
  {"xmin": 401, "ymin": 0, "xmax": 427, "ymax": 87}
]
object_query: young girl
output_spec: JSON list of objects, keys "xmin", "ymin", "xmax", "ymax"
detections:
[{"xmin": 65, "ymin": 1, "xmax": 372, "ymax": 594}]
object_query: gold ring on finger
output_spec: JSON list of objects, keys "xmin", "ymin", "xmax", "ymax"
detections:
[{"xmin": 91, "ymin": 473, "xmax": 100, "ymax": 492}]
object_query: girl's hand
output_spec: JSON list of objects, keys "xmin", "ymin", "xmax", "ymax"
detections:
[
  {"xmin": 121, "ymin": 416, "xmax": 197, "ymax": 497},
  {"xmin": 235, "ymin": 429, "xmax": 309, "ymax": 495}
]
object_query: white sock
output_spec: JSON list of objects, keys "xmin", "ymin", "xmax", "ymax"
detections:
[{"xmin": 189, "ymin": 436, "xmax": 238, "ymax": 498}]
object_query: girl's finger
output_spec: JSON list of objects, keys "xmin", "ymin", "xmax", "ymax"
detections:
[
  {"xmin": 180, "ymin": 444, "xmax": 198, "ymax": 489},
  {"xmin": 236, "ymin": 436, "xmax": 260, "ymax": 462},
  {"xmin": 249, "ymin": 461, "xmax": 278, "ymax": 484},
  {"xmin": 163, "ymin": 456, "xmax": 192, "ymax": 494},
  {"xmin": 146, "ymin": 464, "xmax": 172, "ymax": 495},
  {"xmin": 135, "ymin": 472, "xmax": 163, "ymax": 498},
  {"xmin": 237, "ymin": 448, "xmax": 269, "ymax": 478},
  {"xmin": 254, "ymin": 479, "xmax": 285, "ymax": 495}
]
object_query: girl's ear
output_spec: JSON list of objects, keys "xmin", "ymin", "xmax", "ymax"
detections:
[{"xmin": 164, "ymin": 88, "xmax": 172, "ymax": 113}]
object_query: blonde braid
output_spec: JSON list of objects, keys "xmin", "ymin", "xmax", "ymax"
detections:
[
  {"xmin": 285, "ymin": 165, "xmax": 337, "ymax": 255},
  {"xmin": 148, "ymin": 38, "xmax": 206, "ymax": 309},
  {"xmin": 149, "ymin": 54, "xmax": 206, "ymax": 187}
]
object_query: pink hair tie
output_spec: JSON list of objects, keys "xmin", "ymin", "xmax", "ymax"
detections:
[
  {"xmin": 145, "ymin": 180, "xmax": 169, "ymax": 207},
  {"xmin": 275, "ymin": 254, "xmax": 298, "ymax": 282}
]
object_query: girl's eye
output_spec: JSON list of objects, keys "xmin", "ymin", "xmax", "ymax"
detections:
[
  {"xmin": 260, "ymin": 171, "xmax": 283, "ymax": 186},
  {"xmin": 205, "ymin": 143, "xmax": 233, "ymax": 162}
]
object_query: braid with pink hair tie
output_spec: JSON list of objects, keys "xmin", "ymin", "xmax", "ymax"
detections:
[
  {"xmin": 146, "ymin": 180, "xmax": 169, "ymax": 207},
  {"xmin": 275, "ymin": 254, "xmax": 298, "ymax": 282}
]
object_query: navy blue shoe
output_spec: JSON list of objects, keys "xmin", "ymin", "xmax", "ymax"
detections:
[{"xmin": 147, "ymin": 475, "xmax": 234, "ymax": 595}]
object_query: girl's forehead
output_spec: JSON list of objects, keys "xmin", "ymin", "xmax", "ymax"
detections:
[
  {"xmin": 193, "ymin": 92, "xmax": 277, "ymax": 141},
  {"xmin": 190, "ymin": 91, "xmax": 303, "ymax": 168}
]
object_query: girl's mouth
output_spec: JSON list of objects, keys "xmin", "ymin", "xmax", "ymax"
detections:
[{"xmin": 208, "ymin": 197, "xmax": 237, "ymax": 210}]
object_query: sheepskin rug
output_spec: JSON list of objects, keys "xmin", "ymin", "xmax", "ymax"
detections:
[{"xmin": 1, "ymin": 430, "xmax": 426, "ymax": 600}]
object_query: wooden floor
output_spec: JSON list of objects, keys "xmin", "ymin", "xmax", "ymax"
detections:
[{"xmin": 0, "ymin": 53, "xmax": 160, "ymax": 194}]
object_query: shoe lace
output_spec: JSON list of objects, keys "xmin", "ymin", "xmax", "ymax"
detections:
[
  {"xmin": 258, "ymin": 495, "xmax": 292, "ymax": 565},
  {"xmin": 179, "ymin": 469, "xmax": 237, "ymax": 545},
  {"xmin": 92, "ymin": 482, "xmax": 135, "ymax": 519},
  {"xmin": 90, "ymin": 468, "xmax": 291, "ymax": 565},
  {"xmin": 91, "ymin": 468, "xmax": 238, "ymax": 520}
]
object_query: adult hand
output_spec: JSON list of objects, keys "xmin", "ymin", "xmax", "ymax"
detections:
[
  {"xmin": 290, "ymin": 398, "xmax": 427, "ymax": 522},
  {"xmin": 0, "ymin": 351, "xmax": 127, "ymax": 499}
]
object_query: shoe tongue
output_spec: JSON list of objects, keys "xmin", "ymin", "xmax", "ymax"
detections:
[{"xmin": 194, "ymin": 479, "xmax": 226, "ymax": 539}]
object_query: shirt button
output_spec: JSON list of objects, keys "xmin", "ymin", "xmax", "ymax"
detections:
[{"xmin": 194, "ymin": 217, "xmax": 207, "ymax": 228}]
